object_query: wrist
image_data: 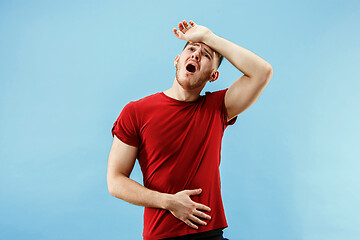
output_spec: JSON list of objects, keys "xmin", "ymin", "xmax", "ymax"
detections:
[
  {"xmin": 202, "ymin": 31, "xmax": 217, "ymax": 47},
  {"xmin": 160, "ymin": 193, "xmax": 174, "ymax": 210}
]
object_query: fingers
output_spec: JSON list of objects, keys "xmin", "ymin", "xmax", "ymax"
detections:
[
  {"xmin": 183, "ymin": 188, "xmax": 211, "ymax": 212},
  {"xmin": 173, "ymin": 28, "xmax": 183, "ymax": 40},
  {"xmin": 196, "ymin": 202, "xmax": 211, "ymax": 212},
  {"xmin": 183, "ymin": 20, "xmax": 196, "ymax": 28},
  {"xmin": 184, "ymin": 215, "xmax": 208, "ymax": 229},
  {"xmin": 179, "ymin": 21, "xmax": 187, "ymax": 34},
  {"xmin": 173, "ymin": 20, "xmax": 197, "ymax": 40},
  {"xmin": 189, "ymin": 215, "xmax": 207, "ymax": 226},
  {"xmin": 184, "ymin": 188, "xmax": 211, "ymax": 211},
  {"xmin": 194, "ymin": 209, "xmax": 211, "ymax": 220},
  {"xmin": 184, "ymin": 211, "xmax": 210, "ymax": 229},
  {"xmin": 182, "ymin": 20, "xmax": 190, "ymax": 30},
  {"xmin": 176, "ymin": 20, "xmax": 195, "ymax": 34},
  {"xmin": 184, "ymin": 219, "xmax": 199, "ymax": 229},
  {"xmin": 172, "ymin": 188, "xmax": 211, "ymax": 229}
]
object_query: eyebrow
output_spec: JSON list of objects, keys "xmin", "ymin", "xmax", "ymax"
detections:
[{"xmin": 188, "ymin": 43, "xmax": 214, "ymax": 58}]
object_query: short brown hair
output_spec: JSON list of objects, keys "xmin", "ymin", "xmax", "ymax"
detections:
[{"xmin": 183, "ymin": 42, "xmax": 224, "ymax": 68}]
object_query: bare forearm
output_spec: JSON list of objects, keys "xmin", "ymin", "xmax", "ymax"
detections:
[
  {"xmin": 108, "ymin": 174, "xmax": 171, "ymax": 209},
  {"xmin": 204, "ymin": 33, "xmax": 272, "ymax": 78},
  {"xmin": 108, "ymin": 175, "xmax": 212, "ymax": 229}
]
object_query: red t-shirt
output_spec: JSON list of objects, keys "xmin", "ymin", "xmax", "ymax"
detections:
[{"xmin": 111, "ymin": 89, "xmax": 236, "ymax": 239}]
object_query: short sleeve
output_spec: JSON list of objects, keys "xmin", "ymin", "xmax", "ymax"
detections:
[
  {"xmin": 111, "ymin": 102, "xmax": 140, "ymax": 147},
  {"xmin": 206, "ymin": 89, "xmax": 237, "ymax": 127},
  {"xmin": 222, "ymin": 89, "xmax": 237, "ymax": 126}
]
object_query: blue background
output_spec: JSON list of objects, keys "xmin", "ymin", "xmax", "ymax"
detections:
[{"xmin": 1, "ymin": 0, "xmax": 359, "ymax": 239}]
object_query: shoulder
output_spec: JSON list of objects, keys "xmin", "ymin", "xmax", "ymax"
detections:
[
  {"xmin": 126, "ymin": 92, "xmax": 162, "ymax": 107},
  {"xmin": 204, "ymin": 88, "xmax": 228, "ymax": 102},
  {"xmin": 121, "ymin": 92, "xmax": 163, "ymax": 117},
  {"xmin": 205, "ymin": 88, "xmax": 228, "ymax": 96},
  {"xmin": 135, "ymin": 92, "xmax": 161, "ymax": 103}
]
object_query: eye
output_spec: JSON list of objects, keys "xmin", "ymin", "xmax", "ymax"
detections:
[
  {"xmin": 189, "ymin": 47, "xmax": 195, "ymax": 51},
  {"xmin": 205, "ymin": 54, "xmax": 210, "ymax": 59}
]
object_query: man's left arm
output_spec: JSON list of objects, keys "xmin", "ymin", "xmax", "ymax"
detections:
[
  {"xmin": 175, "ymin": 20, "xmax": 273, "ymax": 121},
  {"xmin": 205, "ymin": 32, "xmax": 273, "ymax": 122}
]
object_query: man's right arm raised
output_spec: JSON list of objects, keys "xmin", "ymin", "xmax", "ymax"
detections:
[{"xmin": 107, "ymin": 135, "xmax": 211, "ymax": 229}]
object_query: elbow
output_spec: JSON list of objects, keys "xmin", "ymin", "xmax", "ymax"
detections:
[
  {"xmin": 252, "ymin": 63, "xmax": 273, "ymax": 83},
  {"xmin": 107, "ymin": 175, "xmax": 118, "ymax": 197},
  {"xmin": 259, "ymin": 63, "xmax": 273, "ymax": 83},
  {"xmin": 265, "ymin": 64, "xmax": 273, "ymax": 82},
  {"xmin": 107, "ymin": 174, "xmax": 127, "ymax": 199},
  {"xmin": 107, "ymin": 180, "xmax": 115, "ymax": 197}
]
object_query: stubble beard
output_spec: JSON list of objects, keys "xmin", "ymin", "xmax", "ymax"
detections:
[{"xmin": 175, "ymin": 65, "xmax": 211, "ymax": 91}]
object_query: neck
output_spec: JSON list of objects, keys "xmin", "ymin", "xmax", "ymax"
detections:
[{"xmin": 164, "ymin": 78, "xmax": 204, "ymax": 102}]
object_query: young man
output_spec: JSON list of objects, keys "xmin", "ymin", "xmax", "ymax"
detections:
[{"xmin": 107, "ymin": 20, "xmax": 273, "ymax": 239}]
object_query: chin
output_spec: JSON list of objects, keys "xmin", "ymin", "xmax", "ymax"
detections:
[
  {"xmin": 176, "ymin": 77, "xmax": 207, "ymax": 91},
  {"xmin": 175, "ymin": 67, "xmax": 209, "ymax": 90}
]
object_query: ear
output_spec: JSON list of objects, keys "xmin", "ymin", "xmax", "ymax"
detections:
[
  {"xmin": 174, "ymin": 55, "xmax": 180, "ymax": 67},
  {"xmin": 209, "ymin": 70, "xmax": 219, "ymax": 82}
]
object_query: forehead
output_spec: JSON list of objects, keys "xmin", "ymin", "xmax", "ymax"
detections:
[{"xmin": 185, "ymin": 43, "xmax": 215, "ymax": 55}]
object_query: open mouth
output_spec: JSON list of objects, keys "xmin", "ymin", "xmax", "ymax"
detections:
[{"xmin": 186, "ymin": 63, "xmax": 197, "ymax": 73}]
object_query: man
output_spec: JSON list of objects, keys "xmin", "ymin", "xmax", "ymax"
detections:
[{"xmin": 107, "ymin": 20, "xmax": 273, "ymax": 240}]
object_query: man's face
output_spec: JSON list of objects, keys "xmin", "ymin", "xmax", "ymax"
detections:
[{"xmin": 175, "ymin": 43, "xmax": 219, "ymax": 90}]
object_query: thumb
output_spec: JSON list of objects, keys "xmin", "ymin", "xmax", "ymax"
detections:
[
  {"xmin": 187, "ymin": 188, "xmax": 202, "ymax": 196},
  {"xmin": 174, "ymin": 29, "xmax": 184, "ymax": 40}
]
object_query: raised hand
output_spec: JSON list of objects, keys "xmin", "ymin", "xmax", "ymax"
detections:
[
  {"xmin": 173, "ymin": 20, "xmax": 213, "ymax": 44},
  {"xmin": 167, "ymin": 188, "xmax": 211, "ymax": 229}
]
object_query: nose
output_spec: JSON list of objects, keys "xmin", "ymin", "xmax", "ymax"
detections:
[{"xmin": 191, "ymin": 49, "xmax": 201, "ymax": 61}]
